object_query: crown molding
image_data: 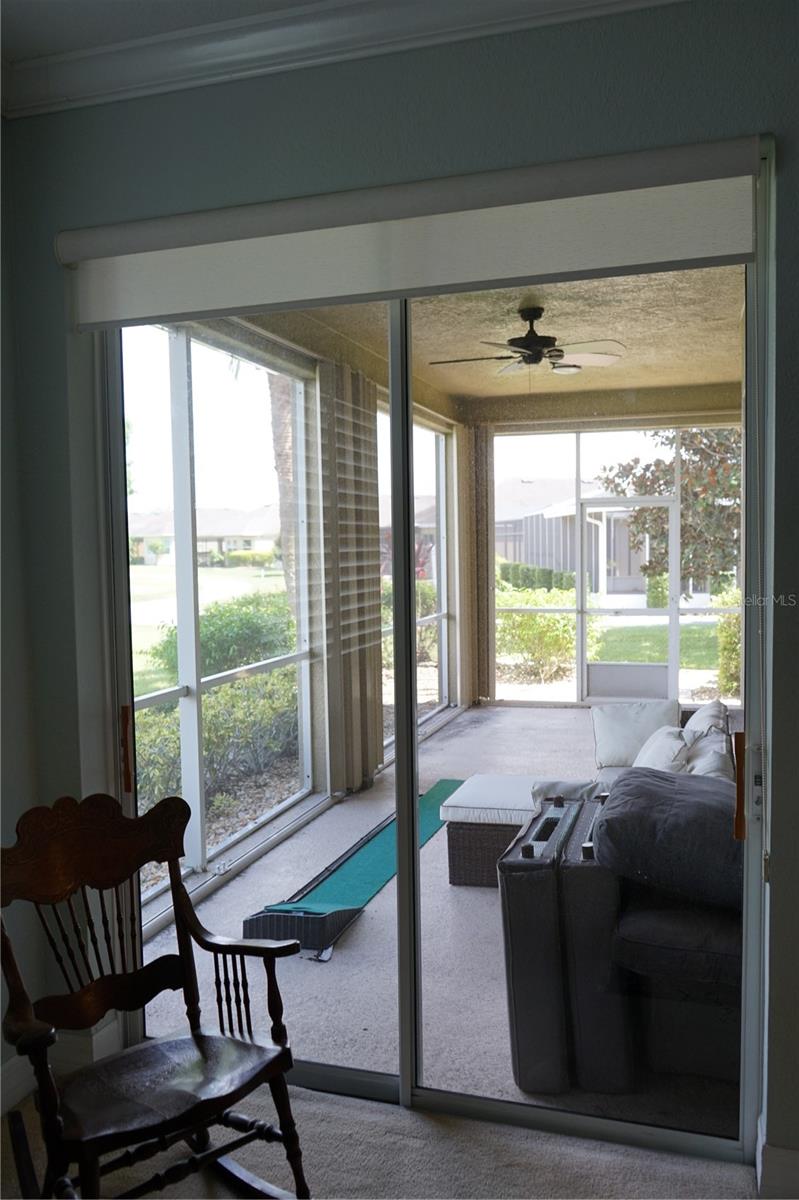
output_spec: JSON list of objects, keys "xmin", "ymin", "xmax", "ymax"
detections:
[{"xmin": 2, "ymin": 0, "xmax": 690, "ymax": 119}]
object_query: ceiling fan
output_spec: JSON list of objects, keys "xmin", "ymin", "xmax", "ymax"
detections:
[{"xmin": 429, "ymin": 306, "xmax": 625, "ymax": 376}]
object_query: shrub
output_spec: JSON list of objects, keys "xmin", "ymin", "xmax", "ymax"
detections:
[
  {"xmin": 134, "ymin": 703, "xmax": 181, "ymax": 814},
  {"xmin": 508, "ymin": 563, "xmax": 523, "ymax": 588},
  {"xmin": 646, "ymin": 573, "xmax": 669, "ymax": 608},
  {"xmin": 202, "ymin": 670, "xmax": 298, "ymax": 797},
  {"xmin": 134, "ymin": 669, "xmax": 298, "ymax": 815},
  {"xmin": 498, "ymin": 562, "xmax": 513, "ymax": 584},
  {"xmin": 495, "ymin": 588, "xmax": 584, "ymax": 682},
  {"xmin": 225, "ymin": 550, "xmax": 275, "ymax": 569},
  {"xmin": 714, "ymin": 587, "xmax": 742, "ymax": 699},
  {"xmin": 150, "ymin": 591, "xmax": 296, "ymax": 677},
  {"xmin": 380, "ymin": 578, "xmax": 440, "ymax": 666}
]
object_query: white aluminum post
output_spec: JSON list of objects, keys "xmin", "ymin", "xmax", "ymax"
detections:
[
  {"xmin": 169, "ymin": 328, "xmax": 206, "ymax": 870},
  {"xmin": 390, "ymin": 299, "xmax": 421, "ymax": 1107},
  {"xmin": 436, "ymin": 433, "xmax": 449, "ymax": 708},
  {"xmin": 668, "ymin": 433, "xmax": 681, "ymax": 699},
  {"xmin": 293, "ymin": 377, "xmax": 313, "ymax": 791},
  {"xmin": 575, "ymin": 435, "xmax": 585, "ymax": 700}
]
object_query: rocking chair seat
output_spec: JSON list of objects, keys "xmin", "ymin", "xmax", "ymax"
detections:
[{"xmin": 58, "ymin": 1032, "xmax": 292, "ymax": 1151}]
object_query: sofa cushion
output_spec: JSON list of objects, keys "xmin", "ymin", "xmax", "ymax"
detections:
[
  {"xmin": 684, "ymin": 728, "xmax": 735, "ymax": 781},
  {"xmin": 593, "ymin": 768, "xmax": 743, "ymax": 909},
  {"xmin": 591, "ymin": 700, "xmax": 679, "ymax": 768},
  {"xmin": 613, "ymin": 900, "xmax": 741, "ymax": 988},
  {"xmin": 595, "ymin": 766, "xmax": 627, "ymax": 788},
  {"xmin": 632, "ymin": 726, "xmax": 692, "ymax": 772},
  {"xmin": 684, "ymin": 699, "xmax": 729, "ymax": 736}
]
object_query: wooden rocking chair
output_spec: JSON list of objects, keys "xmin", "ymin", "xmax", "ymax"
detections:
[{"xmin": 1, "ymin": 793, "xmax": 310, "ymax": 1199}]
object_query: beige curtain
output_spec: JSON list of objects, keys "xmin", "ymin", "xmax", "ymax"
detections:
[{"xmin": 319, "ymin": 363, "xmax": 383, "ymax": 793}]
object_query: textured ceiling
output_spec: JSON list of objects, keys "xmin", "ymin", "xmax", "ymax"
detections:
[{"xmin": 305, "ymin": 265, "xmax": 744, "ymax": 398}]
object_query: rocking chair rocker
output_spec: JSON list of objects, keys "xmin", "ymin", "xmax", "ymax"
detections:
[{"xmin": 1, "ymin": 793, "xmax": 310, "ymax": 1199}]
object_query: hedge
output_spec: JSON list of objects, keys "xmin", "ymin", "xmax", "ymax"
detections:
[
  {"xmin": 714, "ymin": 587, "xmax": 742, "ymax": 699},
  {"xmin": 150, "ymin": 590, "xmax": 296, "ymax": 677},
  {"xmin": 646, "ymin": 573, "xmax": 669, "ymax": 608},
  {"xmin": 495, "ymin": 587, "xmax": 591, "ymax": 682},
  {"xmin": 380, "ymin": 577, "xmax": 439, "ymax": 668},
  {"xmin": 225, "ymin": 550, "xmax": 275, "ymax": 569},
  {"xmin": 134, "ymin": 668, "xmax": 298, "ymax": 814},
  {"xmin": 497, "ymin": 561, "xmax": 573, "ymax": 591}
]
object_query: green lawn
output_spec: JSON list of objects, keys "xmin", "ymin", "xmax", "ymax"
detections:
[{"xmin": 593, "ymin": 621, "xmax": 718, "ymax": 667}]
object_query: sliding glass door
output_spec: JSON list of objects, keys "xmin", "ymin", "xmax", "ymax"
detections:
[{"xmin": 100, "ymin": 165, "xmax": 761, "ymax": 1155}]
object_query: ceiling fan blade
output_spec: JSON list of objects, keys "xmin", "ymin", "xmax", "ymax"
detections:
[
  {"xmin": 551, "ymin": 351, "xmax": 620, "ymax": 367},
  {"xmin": 497, "ymin": 359, "xmax": 527, "ymax": 376},
  {"xmin": 429, "ymin": 354, "xmax": 516, "ymax": 364},
  {"xmin": 552, "ymin": 340, "xmax": 626, "ymax": 366},
  {"xmin": 480, "ymin": 340, "xmax": 517, "ymax": 350}
]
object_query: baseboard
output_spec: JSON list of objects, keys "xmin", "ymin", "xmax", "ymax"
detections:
[
  {"xmin": 1, "ymin": 1016, "xmax": 123, "ymax": 1114},
  {"xmin": 757, "ymin": 1115, "xmax": 799, "ymax": 1198}
]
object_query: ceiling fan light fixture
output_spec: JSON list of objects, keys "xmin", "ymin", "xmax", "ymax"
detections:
[{"xmin": 552, "ymin": 363, "xmax": 581, "ymax": 375}]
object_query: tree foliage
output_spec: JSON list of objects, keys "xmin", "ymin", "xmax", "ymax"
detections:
[{"xmin": 597, "ymin": 428, "xmax": 741, "ymax": 593}]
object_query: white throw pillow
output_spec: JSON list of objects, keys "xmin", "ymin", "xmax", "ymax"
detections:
[
  {"xmin": 591, "ymin": 700, "xmax": 680, "ymax": 768},
  {"xmin": 684, "ymin": 699, "xmax": 729, "ymax": 736},
  {"xmin": 632, "ymin": 726, "xmax": 691, "ymax": 773},
  {"xmin": 684, "ymin": 728, "xmax": 736, "ymax": 780}
]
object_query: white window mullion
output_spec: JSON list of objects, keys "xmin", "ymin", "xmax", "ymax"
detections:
[{"xmin": 169, "ymin": 329, "xmax": 206, "ymax": 870}]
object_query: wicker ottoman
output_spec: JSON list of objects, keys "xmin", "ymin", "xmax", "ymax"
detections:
[{"xmin": 440, "ymin": 775, "xmax": 542, "ymax": 887}]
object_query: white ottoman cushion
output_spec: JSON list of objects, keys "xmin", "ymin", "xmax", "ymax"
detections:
[{"xmin": 440, "ymin": 774, "xmax": 603, "ymax": 826}]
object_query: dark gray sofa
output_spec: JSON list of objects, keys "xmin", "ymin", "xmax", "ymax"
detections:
[{"xmin": 499, "ymin": 770, "xmax": 743, "ymax": 1094}]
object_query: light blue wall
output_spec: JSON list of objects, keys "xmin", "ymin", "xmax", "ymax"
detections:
[{"xmin": 4, "ymin": 0, "xmax": 798, "ymax": 1153}]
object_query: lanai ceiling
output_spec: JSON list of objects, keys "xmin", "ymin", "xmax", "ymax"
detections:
[{"xmin": 290, "ymin": 265, "xmax": 744, "ymax": 400}]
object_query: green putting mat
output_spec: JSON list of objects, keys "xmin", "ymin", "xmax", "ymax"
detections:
[{"xmin": 267, "ymin": 778, "xmax": 463, "ymax": 915}]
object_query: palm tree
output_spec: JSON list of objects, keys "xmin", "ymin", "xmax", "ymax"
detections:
[{"xmin": 268, "ymin": 372, "xmax": 297, "ymax": 613}]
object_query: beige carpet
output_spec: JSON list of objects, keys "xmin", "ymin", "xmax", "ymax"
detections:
[{"xmin": 2, "ymin": 1084, "xmax": 756, "ymax": 1199}]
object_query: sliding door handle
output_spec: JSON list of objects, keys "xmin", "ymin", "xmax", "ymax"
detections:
[
  {"xmin": 120, "ymin": 704, "xmax": 133, "ymax": 795},
  {"xmin": 733, "ymin": 730, "xmax": 746, "ymax": 841}
]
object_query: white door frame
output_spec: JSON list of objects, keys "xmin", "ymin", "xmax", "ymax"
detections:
[
  {"xmin": 579, "ymin": 494, "xmax": 680, "ymax": 701},
  {"xmin": 85, "ymin": 141, "xmax": 769, "ymax": 1166}
]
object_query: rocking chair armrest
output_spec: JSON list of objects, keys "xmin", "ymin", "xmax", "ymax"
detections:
[
  {"xmin": 3, "ymin": 1011, "xmax": 56, "ymax": 1056},
  {"xmin": 194, "ymin": 929, "xmax": 301, "ymax": 960},
  {"xmin": 174, "ymin": 887, "xmax": 299, "ymax": 958}
]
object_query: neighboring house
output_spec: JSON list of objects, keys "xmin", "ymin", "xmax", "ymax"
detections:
[
  {"xmin": 128, "ymin": 506, "xmax": 280, "ymax": 563},
  {"xmin": 495, "ymin": 478, "xmax": 647, "ymax": 593}
]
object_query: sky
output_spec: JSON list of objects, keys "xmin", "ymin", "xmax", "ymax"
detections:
[{"xmin": 122, "ymin": 324, "xmax": 664, "ymax": 514}]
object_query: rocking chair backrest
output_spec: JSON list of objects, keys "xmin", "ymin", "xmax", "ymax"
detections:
[{"xmin": 1, "ymin": 794, "xmax": 191, "ymax": 1033}]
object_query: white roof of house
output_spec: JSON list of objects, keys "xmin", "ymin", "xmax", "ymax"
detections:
[
  {"xmin": 494, "ymin": 478, "xmax": 608, "ymax": 522},
  {"xmin": 128, "ymin": 506, "xmax": 281, "ymax": 539}
]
